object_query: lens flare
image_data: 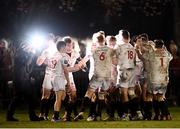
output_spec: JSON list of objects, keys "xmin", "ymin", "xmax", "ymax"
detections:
[{"xmin": 30, "ymin": 34, "xmax": 45, "ymax": 50}]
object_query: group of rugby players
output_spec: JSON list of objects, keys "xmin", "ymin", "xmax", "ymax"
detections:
[{"xmin": 32, "ymin": 30, "xmax": 173, "ymax": 122}]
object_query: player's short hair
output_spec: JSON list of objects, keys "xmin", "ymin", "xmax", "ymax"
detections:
[
  {"xmin": 56, "ymin": 40, "xmax": 66, "ymax": 51},
  {"xmin": 92, "ymin": 31, "xmax": 105, "ymax": 44},
  {"xmin": 119, "ymin": 30, "xmax": 130, "ymax": 40},
  {"xmin": 62, "ymin": 36, "xmax": 72, "ymax": 44},
  {"xmin": 97, "ymin": 34, "xmax": 105, "ymax": 43},
  {"xmin": 140, "ymin": 33, "xmax": 149, "ymax": 42},
  {"xmin": 98, "ymin": 30, "xmax": 105, "ymax": 35},
  {"xmin": 154, "ymin": 39, "xmax": 164, "ymax": 48},
  {"xmin": 78, "ymin": 41, "xmax": 86, "ymax": 47},
  {"xmin": 106, "ymin": 35, "xmax": 116, "ymax": 42}
]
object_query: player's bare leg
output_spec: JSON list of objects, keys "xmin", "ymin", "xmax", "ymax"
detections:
[{"xmin": 52, "ymin": 90, "xmax": 66, "ymax": 122}]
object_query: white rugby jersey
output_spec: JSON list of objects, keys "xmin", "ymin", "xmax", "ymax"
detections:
[
  {"xmin": 41, "ymin": 45, "xmax": 58, "ymax": 75},
  {"xmin": 50, "ymin": 52, "xmax": 69, "ymax": 77},
  {"xmin": 149, "ymin": 49, "xmax": 173, "ymax": 85},
  {"xmin": 116, "ymin": 43, "xmax": 136, "ymax": 70},
  {"xmin": 141, "ymin": 43, "xmax": 154, "ymax": 72},
  {"xmin": 93, "ymin": 45, "xmax": 114, "ymax": 78},
  {"xmin": 135, "ymin": 55, "xmax": 143, "ymax": 76},
  {"xmin": 66, "ymin": 50, "xmax": 80, "ymax": 67}
]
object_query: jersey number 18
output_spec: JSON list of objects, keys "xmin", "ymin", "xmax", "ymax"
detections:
[{"xmin": 128, "ymin": 51, "xmax": 133, "ymax": 59}]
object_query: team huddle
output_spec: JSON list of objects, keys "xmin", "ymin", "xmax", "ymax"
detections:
[{"xmin": 35, "ymin": 30, "xmax": 172, "ymax": 122}]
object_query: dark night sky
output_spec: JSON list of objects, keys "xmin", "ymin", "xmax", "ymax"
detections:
[{"xmin": 0, "ymin": 0, "xmax": 175, "ymax": 44}]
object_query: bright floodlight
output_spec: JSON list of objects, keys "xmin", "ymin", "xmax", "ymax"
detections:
[{"xmin": 30, "ymin": 33, "xmax": 45, "ymax": 50}]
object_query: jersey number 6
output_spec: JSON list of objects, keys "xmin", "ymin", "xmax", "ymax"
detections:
[{"xmin": 99, "ymin": 52, "xmax": 105, "ymax": 61}]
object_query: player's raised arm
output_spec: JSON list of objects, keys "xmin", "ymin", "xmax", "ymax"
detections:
[{"xmin": 36, "ymin": 51, "xmax": 48, "ymax": 66}]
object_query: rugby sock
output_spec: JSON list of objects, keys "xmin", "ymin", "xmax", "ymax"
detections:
[
  {"xmin": 62, "ymin": 99, "xmax": 71, "ymax": 120},
  {"xmin": 105, "ymin": 94, "xmax": 114, "ymax": 117},
  {"xmin": 72, "ymin": 101, "xmax": 78, "ymax": 116},
  {"xmin": 40, "ymin": 99, "xmax": 47, "ymax": 115},
  {"xmin": 123, "ymin": 101, "xmax": 129, "ymax": 114},
  {"xmin": 45, "ymin": 99, "xmax": 50, "ymax": 117},
  {"xmin": 134, "ymin": 97, "xmax": 141, "ymax": 110},
  {"xmin": 97, "ymin": 100, "xmax": 104, "ymax": 117},
  {"xmin": 53, "ymin": 111, "xmax": 59, "ymax": 119},
  {"xmin": 153, "ymin": 100, "xmax": 160, "ymax": 117},
  {"xmin": 80, "ymin": 97, "xmax": 91, "ymax": 112},
  {"xmin": 130, "ymin": 98, "xmax": 140, "ymax": 116},
  {"xmin": 105, "ymin": 101, "xmax": 111, "ymax": 117},
  {"xmin": 143, "ymin": 101, "xmax": 152, "ymax": 120},
  {"xmin": 117, "ymin": 101, "xmax": 123, "ymax": 117},
  {"xmin": 105, "ymin": 94, "xmax": 111, "ymax": 116},
  {"xmin": 89, "ymin": 101, "xmax": 96, "ymax": 116},
  {"xmin": 62, "ymin": 95, "xmax": 73, "ymax": 119},
  {"xmin": 159, "ymin": 101, "xmax": 169, "ymax": 116},
  {"xmin": 164, "ymin": 99, "xmax": 170, "ymax": 115},
  {"xmin": 66, "ymin": 102, "xmax": 73, "ymax": 119},
  {"xmin": 128, "ymin": 99, "xmax": 134, "ymax": 116},
  {"xmin": 110, "ymin": 101, "xmax": 116, "ymax": 117}
]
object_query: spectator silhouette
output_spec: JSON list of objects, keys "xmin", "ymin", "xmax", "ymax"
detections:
[
  {"xmin": 6, "ymin": 43, "xmax": 40, "ymax": 121},
  {"xmin": 168, "ymin": 40, "xmax": 180, "ymax": 106}
]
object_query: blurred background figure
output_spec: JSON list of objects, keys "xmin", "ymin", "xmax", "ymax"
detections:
[
  {"xmin": 6, "ymin": 42, "xmax": 40, "ymax": 121},
  {"xmin": 0, "ymin": 39, "xmax": 13, "ymax": 109},
  {"xmin": 73, "ymin": 41, "xmax": 90, "ymax": 105},
  {"xmin": 168, "ymin": 40, "xmax": 180, "ymax": 106}
]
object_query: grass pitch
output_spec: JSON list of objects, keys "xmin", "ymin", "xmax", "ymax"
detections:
[{"xmin": 0, "ymin": 107, "xmax": 180, "ymax": 128}]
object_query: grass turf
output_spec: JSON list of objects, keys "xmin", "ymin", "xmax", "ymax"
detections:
[{"xmin": 0, "ymin": 107, "xmax": 180, "ymax": 128}]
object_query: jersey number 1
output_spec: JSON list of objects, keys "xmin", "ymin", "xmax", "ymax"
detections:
[{"xmin": 160, "ymin": 57, "xmax": 163, "ymax": 67}]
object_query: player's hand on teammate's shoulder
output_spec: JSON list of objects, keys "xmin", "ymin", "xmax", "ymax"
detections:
[{"xmin": 76, "ymin": 60, "xmax": 86, "ymax": 70}]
